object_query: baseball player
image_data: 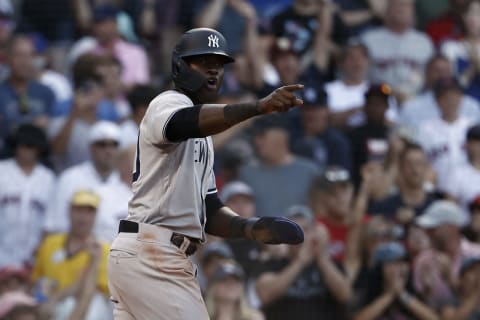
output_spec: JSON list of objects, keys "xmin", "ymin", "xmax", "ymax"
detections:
[{"xmin": 107, "ymin": 28, "xmax": 305, "ymax": 320}]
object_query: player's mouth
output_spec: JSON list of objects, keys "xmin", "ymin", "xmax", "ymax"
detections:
[{"xmin": 206, "ymin": 77, "xmax": 218, "ymax": 91}]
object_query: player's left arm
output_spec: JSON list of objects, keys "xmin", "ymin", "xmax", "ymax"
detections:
[{"xmin": 204, "ymin": 193, "xmax": 304, "ymax": 244}]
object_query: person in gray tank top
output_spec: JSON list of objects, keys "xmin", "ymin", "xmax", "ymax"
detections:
[{"xmin": 107, "ymin": 28, "xmax": 305, "ymax": 320}]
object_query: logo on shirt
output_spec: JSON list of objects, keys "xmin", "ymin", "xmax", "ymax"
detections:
[{"xmin": 208, "ymin": 34, "xmax": 219, "ymax": 48}]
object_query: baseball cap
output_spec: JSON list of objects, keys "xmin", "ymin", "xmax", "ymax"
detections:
[
  {"xmin": 312, "ymin": 166, "xmax": 351, "ymax": 191},
  {"xmin": 93, "ymin": 4, "xmax": 119, "ymax": 23},
  {"xmin": 365, "ymin": 83, "xmax": 392, "ymax": 100},
  {"xmin": 210, "ymin": 262, "xmax": 245, "ymax": 283},
  {"xmin": 252, "ymin": 114, "xmax": 290, "ymax": 135},
  {"xmin": 270, "ymin": 37, "xmax": 296, "ymax": 60},
  {"xmin": 416, "ymin": 200, "xmax": 467, "ymax": 228},
  {"xmin": 219, "ymin": 181, "xmax": 254, "ymax": 203},
  {"xmin": 13, "ymin": 124, "xmax": 48, "ymax": 152},
  {"xmin": 372, "ymin": 242, "xmax": 407, "ymax": 267},
  {"xmin": 70, "ymin": 190, "xmax": 101, "ymax": 209},
  {"xmin": 88, "ymin": 121, "xmax": 121, "ymax": 144},
  {"xmin": 299, "ymin": 86, "xmax": 327, "ymax": 108},
  {"xmin": 284, "ymin": 205, "xmax": 314, "ymax": 222},
  {"xmin": 459, "ymin": 256, "xmax": 480, "ymax": 275},
  {"xmin": 433, "ymin": 77, "xmax": 463, "ymax": 97},
  {"xmin": 202, "ymin": 241, "xmax": 234, "ymax": 264},
  {"xmin": 466, "ymin": 124, "xmax": 480, "ymax": 141}
]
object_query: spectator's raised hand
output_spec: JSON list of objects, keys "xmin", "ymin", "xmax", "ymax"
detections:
[
  {"xmin": 311, "ymin": 224, "xmax": 330, "ymax": 259},
  {"xmin": 228, "ymin": 0, "xmax": 257, "ymax": 22}
]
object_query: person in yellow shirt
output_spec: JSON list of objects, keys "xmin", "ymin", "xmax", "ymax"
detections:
[{"xmin": 32, "ymin": 190, "xmax": 111, "ymax": 320}]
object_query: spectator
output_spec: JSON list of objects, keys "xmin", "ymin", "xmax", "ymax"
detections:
[
  {"xmin": 441, "ymin": 0, "xmax": 480, "ymax": 103},
  {"xmin": 290, "ymin": 85, "xmax": 352, "ymax": 172},
  {"xmin": 32, "ymin": 190, "xmax": 111, "ymax": 320},
  {"xmin": 325, "ymin": 41, "xmax": 370, "ymax": 129},
  {"xmin": 0, "ymin": 35, "xmax": 55, "ymax": 155},
  {"xmin": 257, "ymin": 37, "xmax": 326, "ymax": 98},
  {"xmin": 49, "ymin": 54, "xmax": 113, "ymax": 170},
  {"xmin": 220, "ymin": 181, "xmax": 262, "ymax": 279},
  {"xmin": 348, "ymin": 84, "xmax": 392, "ymax": 186},
  {"xmin": 325, "ymin": 41, "xmax": 370, "ymax": 128},
  {"xmin": 426, "ymin": 0, "xmax": 469, "ymax": 47},
  {"xmin": 91, "ymin": 4, "xmax": 150, "ymax": 88},
  {"xmin": 96, "ymin": 55, "xmax": 130, "ymax": 121},
  {"xmin": 369, "ymin": 143, "xmax": 438, "ymax": 225},
  {"xmin": 205, "ymin": 261, "xmax": 264, "ymax": 320},
  {"xmin": 360, "ymin": 0, "xmax": 434, "ymax": 102},
  {"xmin": 48, "ymin": 121, "xmax": 122, "ymax": 240},
  {"xmin": 0, "ymin": 124, "xmax": 55, "ymax": 268},
  {"xmin": 200, "ymin": 241, "xmax": 235, "ymax": 290},
  {"xmin": 346, "ymin": 216, "xmax": 403, "ymax": 294},
  {"xmin": 70, "ymin": 4, "xmax": 150, "ymax": 89},
  {"xmin": 415, "ymin": 200, "xmax": 480, "ymax": 278},
  {"xmin": 463, "ymin": 196, "xmax": 480, "ymax": 243},
  {"xmin": 255, "ymin": 208, "xmax": 352, "ymax": 320},
  {"xmin": 119, "ymin": 84, "xmax": 158, "ymax": 148},
  {"xmin": 92, "ymin": 144, "xmax": 134, "ymax": 243},
  {"xmin": 17, "ymin": 0, "xmax": 75, "ymax": 43},
  {"xmin": 440, "ymin": 256, "xmax": 480, "ymax": 319},
  {"xmin": 309, "ymin": 166, "xmax": 356, "ymax": 262},
  {"xmin": 352, "ymin": 242, "xmax": 438, "ymax": 320},
  {"xmin": 270, "ymin": 0, "xmax": 349, "ymax": 58},
  {"xmin": 239, "ymin": 114, "xmax": 318, "ymax": 217},
  {"xmin": 415, "ymin": 78, "xmax": 476, "ymax": 190},
  {"xmin": 443, "ymin": 124, "xmax": 480, "ymax": 208},
  {"xmin": 193, "ymin": 0, "xmax": 256, "ymax": 56},
  {"xmin": 0, "ymin": 2, "xmax": 14, "ymax": 81},
  {"xmin": 399, "ymin": 54, "xmax": 480, "ymax": 129}
]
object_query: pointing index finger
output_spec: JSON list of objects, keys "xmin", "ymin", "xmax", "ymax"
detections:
[{"xmin": 282, "ymin": 84, "xmax": 304, "ymax": 92}]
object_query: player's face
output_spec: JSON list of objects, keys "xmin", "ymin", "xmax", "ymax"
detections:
[{"xmin": 188, "ymin": 55, "xmax": 225, "ymax": 103}]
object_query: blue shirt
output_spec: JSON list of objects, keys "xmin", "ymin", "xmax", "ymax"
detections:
[
  {"xmin": 0, "ymin": 80, "xmax": 55, "ymax": 140},
  {"xmin": 52, "ymin": 98, "xmax": 119, "ymax": 121}
]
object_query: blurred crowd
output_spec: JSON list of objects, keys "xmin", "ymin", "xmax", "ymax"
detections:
[{"xmin": 1, "ymin": 0, "xmax": 480, "ymax": 319}]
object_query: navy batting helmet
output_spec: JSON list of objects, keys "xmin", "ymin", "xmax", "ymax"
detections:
[{"xmin": 172, "ymin": 28, "xmax": 234, "ymax": 93}]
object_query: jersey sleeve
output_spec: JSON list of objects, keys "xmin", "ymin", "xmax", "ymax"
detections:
[{"xmin": 142, "ymin": 92, "xmax": 193, "ymax": 146}]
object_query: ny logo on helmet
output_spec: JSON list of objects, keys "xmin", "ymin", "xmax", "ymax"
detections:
[{"xmin": 208, "ymin": 34, "xmax": 219, "ymax": 48}]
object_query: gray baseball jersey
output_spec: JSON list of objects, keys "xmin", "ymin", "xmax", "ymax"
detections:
[{"xmin": 127, "ymin": 90, "xmax": 217, "ymax": 241}]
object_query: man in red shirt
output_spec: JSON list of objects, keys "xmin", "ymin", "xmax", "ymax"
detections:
[
  {"xmin": 426, "ymin": 0, "xmax": 468, "ymax": 47},
  {"xmin": 310, "ymin": 166, "xmax": 368, "ymax": 262}
]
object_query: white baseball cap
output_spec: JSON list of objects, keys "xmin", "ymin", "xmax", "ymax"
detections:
[
  {"xmin": 219, "ymin": 181, "xmax": 253, "ymax": 203},
  {"xmin": 88, "ymin": 121, "xmax": 121, "ymax": 144},
  {"xmin": 416, "ymin": 200, "xmax": 467, "ymax": 228}
]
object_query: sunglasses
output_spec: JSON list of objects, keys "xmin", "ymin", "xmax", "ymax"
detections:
[
  {"xmin": 324, "ymin": 169, "xmax": 350, "ymax": 183},
  {"xmin": 93, "ymin": 140, "xmax": 119, "ymax": 148}
]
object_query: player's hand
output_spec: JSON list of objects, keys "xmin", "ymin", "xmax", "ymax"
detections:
[
  {"xmin": 248, "ymin": 216, "xmax": 304, "ymax": 245},
  {"xmin": 258, "ymin": 84, "xmax": 304, "ymax": 114}
]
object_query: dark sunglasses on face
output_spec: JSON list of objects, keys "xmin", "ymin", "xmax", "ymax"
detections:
[{"xmin": 93, "ymin": 140, "xmax": 119, "ymax": 148}]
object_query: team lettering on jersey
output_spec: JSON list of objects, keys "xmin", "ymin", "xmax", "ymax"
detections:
[{"xmin": 194, "ymin": 139, "xmax": 208, "ymax": 164}]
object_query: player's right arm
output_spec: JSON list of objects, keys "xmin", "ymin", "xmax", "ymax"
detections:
[{"xmin": 165, "ymin": 84, "xmax": 304, "ymax": 142}]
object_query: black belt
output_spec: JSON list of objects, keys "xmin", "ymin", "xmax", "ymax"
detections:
[{"xmin": 118, "ymin": 220, "xmax": 199, "ymax": 256}]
